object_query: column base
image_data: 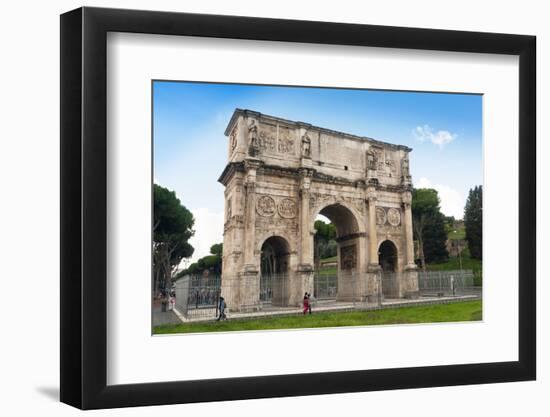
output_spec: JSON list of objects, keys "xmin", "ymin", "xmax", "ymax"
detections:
[
  {"xmin": 404, "ymin": 263, "xmax": 418, "ymax": 271},
  {"xmin": 297, "ymin": 263, "xmax": 314, "ymax": 272},
  {"xmin": 290, "ymin": 269, "xmax": 314, "ymax": 307},
  {"xmin": 243, "ymin": 264, "xmax": 259, "ymax": 274},
  {"xmin": 366, "ymin": 264, "xmax": 383, "ymax": 303}
]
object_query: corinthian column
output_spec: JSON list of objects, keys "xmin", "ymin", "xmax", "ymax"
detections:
[
  {"xmin": 402, "ymin": 191, "xmax": 416, "ymax": 268},
  {"xmin": 366, "ymin": 186, "xmax": 379, "ymax": 268},
  {"xmin": 299, "ymin": 169, "xmax": 313, "ymax": 268},
  {"xmin": 243, "ymin": 159, "xmax": 260, "ymax": 270}
]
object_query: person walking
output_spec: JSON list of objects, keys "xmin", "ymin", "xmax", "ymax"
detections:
[
  {"xmin": 307, "ymin": 292, "xmax": 314, "ymax": 314},
  {"xmin": 217, "ymin": 296, "xmax": 226, "ymax": 321},
  {"xmin": 303, "ymin": 293, "xmax": 309, "ymax": 315}
]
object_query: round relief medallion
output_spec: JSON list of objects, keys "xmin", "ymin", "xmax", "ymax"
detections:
[
  {"xmin": 375, "ymin": 207, "xmax": 387, "ymax": 225},
  {"xmin": 387, "ymin": 207, "xmax": 401, "ymax": 226},
  {"xmin": 278, "ymin": 198, "xmax": 297, "ymax": 219},
  {"xmin": 256, "ymin": 195, "xmax": 276, "ymax": 217}
]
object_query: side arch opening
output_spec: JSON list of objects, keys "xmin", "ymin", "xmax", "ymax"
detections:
[
  {"xmin": 379, "ymin": 240, "xmax": 399, "ymax": 298},
  {"xmin": 260, "ymin": 236, "xmax": 290, "ymax": 305}
]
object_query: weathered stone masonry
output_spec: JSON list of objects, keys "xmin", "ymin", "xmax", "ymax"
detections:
[{"xmin": 219, "ymin": 109, "xmax": 419, "ymax": 310}]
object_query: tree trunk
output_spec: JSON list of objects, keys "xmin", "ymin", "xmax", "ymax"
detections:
[{"xmin": 418, "ymin": 238, "xmax": 427, "ymax": 272}]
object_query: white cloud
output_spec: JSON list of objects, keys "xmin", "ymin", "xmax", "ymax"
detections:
[
  {"xmin": 413, "ymin": 124, "xmax": 457, "ymax": 148},
  {"xmin": 179, "ymin": 208, "xmax": 224, "ymax": 268},
  {"xmin": 414, "ymin": 177, "xmax": 465, "ymax": 219}
]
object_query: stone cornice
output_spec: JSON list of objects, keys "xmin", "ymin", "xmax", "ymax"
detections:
[
  {"xmin": 224, "ymin": 108, "xmax": 413, "ymax": 153},
  {"xmin": 335, "ymin": 232, "xmax": 367, "ymax": 243},
  {"xmin": 217, "ymin": 162, "xmax": 245, "ymax": 186},
  {"xmin": 218, "ymin": 160, "xmax": 410, "ymax": 193}
]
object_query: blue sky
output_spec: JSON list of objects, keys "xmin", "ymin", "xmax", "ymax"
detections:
[{"xmin": 153, "ymin": 81, "xmax": 482, "ymax": 264}]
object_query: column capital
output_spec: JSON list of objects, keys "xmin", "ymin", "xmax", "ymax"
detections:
[
  {"xmin": 298, "ymin": 167, "xmax": 314, "ymax": 178},
  {"xmin": 401, "ymin": 190, "xmax": 412, "ymax": 202},
  {"xmin": 355, "ymin": 179, "xmax": 367, "ymax": 189},
  {"xmin": 366, "ymin": 188, "xmax": 377, "ymax": 202},
  {"xmin": 244, "ymin": 157, "xmax": 262, "ymax": 171},
  {"xmin": 300, "ymin": 179, "xmax": 311, "ymax": 192}
]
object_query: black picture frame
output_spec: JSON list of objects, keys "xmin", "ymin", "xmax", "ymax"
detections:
[{"xmin": 60, "ymin": 6, "xmax": 536, "ymax": 410}]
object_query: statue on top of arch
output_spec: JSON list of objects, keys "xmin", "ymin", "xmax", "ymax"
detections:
[
  {"xmin": 301, "ymin": 132, "xmax": 311, "ymax": 158},
  {"xmin": 366, "ymin": 148, "xmax": 378, "ymax": 171},
  {"xmin": 247, "ymin": 119, "xmax": 260, "ymax": 157}
]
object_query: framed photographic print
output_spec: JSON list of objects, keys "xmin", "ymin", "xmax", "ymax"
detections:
[{"xmin": 60, "ymin": 6, "xmax": 536, "ymax": 410}]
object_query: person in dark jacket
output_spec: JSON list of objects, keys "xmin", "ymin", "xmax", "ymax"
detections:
[{"xmin": 217, "ymin": 296, "xmax": 226, "ymax": 321}]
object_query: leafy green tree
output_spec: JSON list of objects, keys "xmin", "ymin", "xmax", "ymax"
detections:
[
  {"xmin": 210, "ymin": 243, "xmax": 223, "ymax": 257},
  {"xmin": 186, "ymin": 263, "xmax": 200, "ymax": 275},
  {"xmin": 175, "ymin": 242, "xmax": 224, "ymax": 278},
  {"xmin": 153, "ymin": 184, "xmax": 194, "ymax": 293},
  {"xmin": 464, "ymin": 185, "xmax": 483, "ymax": 260},
  {"xmin": 443, "ymin": 215, "xmax": 456, "ymax": 234},
  {"xmin": 313, "ymin": 220, "xmax": 337, "ymax": 271},
  {"xmin": 412, "ymin": 188, "xmax": 449, "ymax": 270}
]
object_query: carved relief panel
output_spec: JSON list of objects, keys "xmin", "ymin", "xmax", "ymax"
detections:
[
  {"xmin": 340, "ymin": 244, "xmax": 357, "ymax": 270},
  {"xmin": 387, "ymin": 208, "xmax": 401, "ymax": 226},
  {"xmin": 278, "ymin": 126, "xmax": 296, "ymax": 154},
  {"xmin": 375, "ymin": 207, "xmax": 402, "ymax": 230},
  {"xmin": 278, "ymin": 198, "xmax": 297, "ymax": 219},
  {"xmin": 256, "ymin": 195, "xmax": 277, "ymax": 217},
  {"xmin": 376, "ymin": 207, "xmax": 402, "ymax": 235},
  {"xmin": 255, "ymin": 122, "xmax": 298, "ymax": 156},
  {"xmin": 255, "ymin": 194, "xmax": 299, "ymax": 234},
  {"xmin": 258, "ymin": 123, "xmax": 277, "ymax": 153}
]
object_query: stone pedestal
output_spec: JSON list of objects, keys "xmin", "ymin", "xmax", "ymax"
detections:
[
  {"xmin": 336, "ymin": 271, "xmax": 356, "ymax": 302},
  {"xmin": 290, "ymin": 265, "xmax": 314, "ymax": 307},
  {"xmin": 238, "ymin": 268, "xmax": 261, "ymax": 312},
  {"xmin": 402, "ymin": 264, "xmax": 419, "ymax": 299},
  {"xmin": 367, "ymin": 263, "xmax": 383, "ymax": 303}
]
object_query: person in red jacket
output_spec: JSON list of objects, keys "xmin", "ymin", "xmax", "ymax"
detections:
[{"xmin": 303, "ymin": 293, "xmax": 309, "ymax": 315}]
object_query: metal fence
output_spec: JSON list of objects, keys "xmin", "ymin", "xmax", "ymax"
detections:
[
  {"xmin": 171, "ymin": 269, "xmax": 481, "ymax": 322},
  {"xmin": 260, "ymin": 273, "xmax": 289, "ymax": 305},
  {"xmin": 417, "ymin": 270, "xmax": 480, "ymax": 297},
  {"xmin": 174, "ymin": 275, "xmax": 222, "ymax": 320},
  {"xmin": 381, "ymin": 272, "xmax": 401, "ymax": 298},
  {"xmin": 313, "ymin": 274, "xmax": 338, "ymax": 300}
]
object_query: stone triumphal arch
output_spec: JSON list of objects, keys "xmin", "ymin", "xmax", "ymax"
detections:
[{"xmin": 219, "ymin": 109, "xmax": 418, "ymax": 310}]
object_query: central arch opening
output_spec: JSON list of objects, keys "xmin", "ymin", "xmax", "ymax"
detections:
[
  {"xmin": 314, "ymin": 203, "xmax": 361, "ymax": 301},
  {"xmin": 260, "ymin": 236, "xmax": 290, "ymax": 305}
]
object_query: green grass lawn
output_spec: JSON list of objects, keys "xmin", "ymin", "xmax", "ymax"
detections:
[
  {"xmin": 154, "ymin": 300, "xmax": 481, "ymax": 334},
  {"xmin": 318, "ymin": 267, "xmax": 337, "ymax": 276},
  {"xmin": 448, "ymin": 228, "xmax": 466, "ymax": 240}
]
